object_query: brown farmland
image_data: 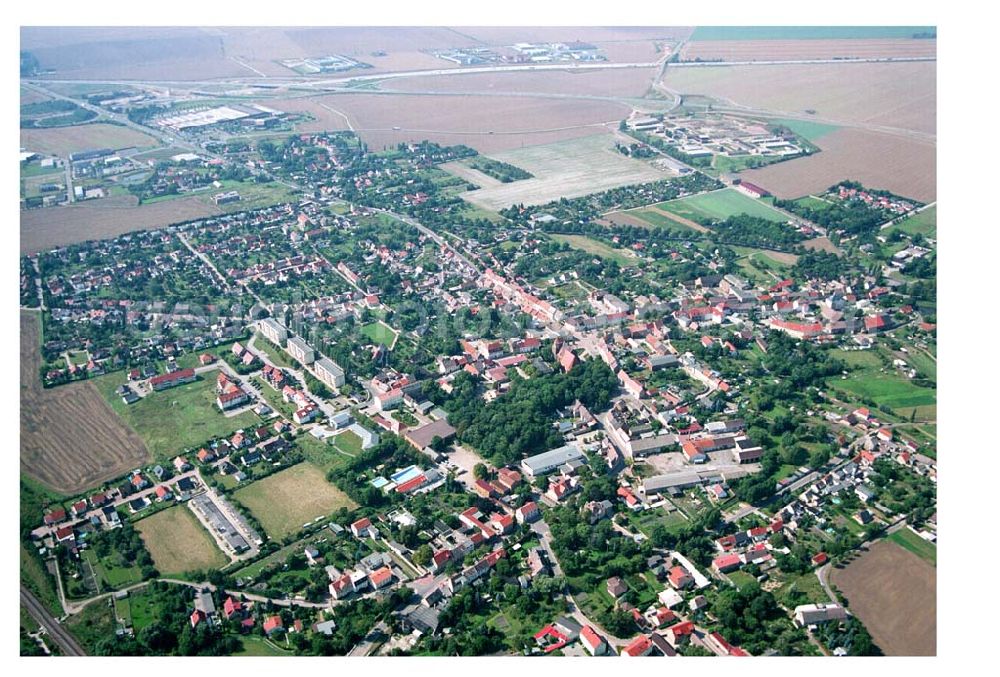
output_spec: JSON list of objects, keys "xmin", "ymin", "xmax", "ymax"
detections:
[
  {"xmin": 389, "ymin": 67, "xmax": 657, "ymax": 98},
  {"xmin": 830, "ymin": 539, "xmax": 936, "ymax": 656},
  {"xmin": 21, "ymin": 195, "xmax": 221, "ymax": 255},
  {"xmin": 663, "ymin": 61, "xmax": 936, "ymax": 135},
  {"xmin": 20, "ymin": 124, "xmax": 159, "ymax": 157},
  {"xmin": 681, "ymin": 38, "xmax": 937, "ymax": 62},
  {"xmin": 455, "ymin": 26, "xmax": 693, "ymax": 46},
  {"xmin": 20, "ymin": 311, "xmax": 151, "ymax": 494},
  {"xmin": 738, "ymin": 128, "xmax": 936, "ymax": 202},
  {"xmin": 286, "ymin": 93, "xmax": 631, "ymax": 154}
]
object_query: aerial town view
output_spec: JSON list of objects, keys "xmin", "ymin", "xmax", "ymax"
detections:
[{"xmin": 18, "ymin": 20, "xmax": 942, "ymax": 661}]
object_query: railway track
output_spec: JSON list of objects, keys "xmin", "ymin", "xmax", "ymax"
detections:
[{"xmin": 20, "ymin": 585, "xmax": 86, "ymax": 656}]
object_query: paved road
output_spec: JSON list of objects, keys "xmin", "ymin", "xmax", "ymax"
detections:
[{"xmin": 21, "ymin": 585, "xmax": 85, "ymax": 656}]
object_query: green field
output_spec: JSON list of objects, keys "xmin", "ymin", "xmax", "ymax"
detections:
[
  {"xmin": 360, "ymin": 321, "xmax": 398, "ymax": 347},
  {"xmin": 830, "ymin": 372, "xmax": 935, "ymax": 412},
  {"xmin": 727, "ymin": 570, "xmax": 759, "ymax": 590},
  {"xmin": 135, "ymin": 506, "xmax": 228, "ymax": 576},
  {"xmin": 83, "ymin": 549, "xmax": 142, "ymax": 589},
  {"xmin": 254, "ymin": 334, "xmax": 295, "ymax": 368},
  {"xmin": 690, "ymin": 26, "xmax": 935, "ymax": 40},
  {"xmin": 657, "ymin": 188, "xmax": 788, "ymax": 224},
  {"xmin": 628, "ymin": 208, "xmax": 704, "ymax": 231},
  {"xmin": 94, "ymin": 373, "xmax": 260, "ymax": 458},
  {"xmin": 550, "ymin": 233, "xmax": 635, "ymax": 265},
  {"xmin": 792, "ymin": 195, "xmax": 836, "ymax": 211},
  {"xmin": 890, "ymin": 205, "xmax": 936, "ymax": 237},
  {"xmin": 772, "ymin": 571, "xmax": 830, "ymax": 608},
  {"xmin": 769, "ymin": 119, "xmax": 841, "ymax": 143},
  {"xmin": 233, "ymin": 462, "xmax": 357, "ymax": 539},
  {"xmin": 888, "ymin": 528, "xmax": 937, "ymax": 566}
]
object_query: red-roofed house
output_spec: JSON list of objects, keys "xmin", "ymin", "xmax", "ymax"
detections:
[
  {"xmin": 223, "ymin": 597, "xmax": 244, "ymax": 620},
  {"xmin": 515, "ymin": 501, "xmax": 540, "ymax": 524},
  {"xmin": 668, "ymin": 566, "xmax": 694, "ymax": 590},
  {"xmin": 713, "ymin": 553, "xmax": 743, "ymax": 574},
  {"xmin": 580, "ymin": 625, "xmax": 609, "ymax": 656},
  {"xmin": 190, "ymin": 609, "xmax": 206, "ymax": 628},
  {"xmin": 369, "ymin": 566, "xmax": 393, "ymax": 589},
  {"xmin": 263, "ymin": 615, "xmax": 284, "ymax": 636},
  {"xmin": 621, "ymin": 635, "xmax": 653, "ymax": 657},
  {"xmin": 44, "ymin": 508, "xmax": 67, "ymax": 525},
  {"xmin": 351, "ymin": 517, "xmax": 373, "ymax": 538},
  {"xmin": 665, "ymin": 621, "xmax": 695, "ymax": 648}
]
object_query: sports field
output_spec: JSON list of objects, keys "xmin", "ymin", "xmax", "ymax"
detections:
[
  {"xmin": 136, "ymin": 505, "xmax": 227, "ymax": 575},
  {"xmin": 233, "ymin": 462, "xmax": 357, "ymax": 539},
  {"xmin": 360, "ymin": 321, "xmax": 399, "ymax": 347},
  {"xmin": 550, "ymin": 234, "xmax": 635, "ymax": 265},
  {"xmin": 93, "ymin": 372, "xmax": 260, "ymax": 459},
  {"xmin": 656, "ymin": 188, "xmax": 788, "ymax": 224}
]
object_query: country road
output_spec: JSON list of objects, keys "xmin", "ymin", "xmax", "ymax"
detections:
[{"xmin": 21, "ymin": 585, "xmax": 85, "ymax": 656}]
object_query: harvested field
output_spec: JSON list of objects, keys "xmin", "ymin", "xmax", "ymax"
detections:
[
  {"xmin": 802, "ymin": 235, "xmax": 843, "ymax": 255},
  {"xmin": 295, "ymin": 93, "xmax": 631, "ymax": 154},
  {"xmin": 20, "ymin": 123, "xmax": 159, "ymax": 157},
  {"xmin": 22, "ymin": 27, "xmax": 249, "ymax": 81},
  {"xmin": 136, "ymin": 505, "xmax": 228, "ymax": 575},
  {"xmin": 599, "ymin": 212, "xmax": 658, "ymax": 229},
  {"xmin": 439, "ymin": 160, "xmax": 504, "ymax": 188},
  {"xmin": 550, "ymin": 234, "xmax": 636, "ymax": 265},
  {"xmin": 681, "ymin": 38, "xmax": 937, "ymax": 62},
  {"xmin": 20, "ymin": 311, "xmax": 150, "ymax": 494},
  {"xmin": 20, "ymin": 195, "xmax": 220, "ymax": 255},
  {"xmin": 739, "ymin": 128, "xmax": 936, "ymax": 202},
  {"xmin": 389, "ymin": 67, "xmax": 657, "ymax": 98},
  {"xmin": 830, "ymin": 539, "xmax": 936, "ymax": 655},
  {"xmin": 233, "ymin": 463, "xmax": 356, "ymax": 539},
  {"xmin": 663, "ymin": 61, "xmax": 936, "ymax": 135},
  {"xmin": 456, "ymin": 27, "xmax": 693, "ymax": 46},
  {"xmin": 20, "ymin": 86, "xmax": 52, "ymax": 105},
  {"xmin": 457, "ymin": 133, "xmax": 666, "ymax": 210}
]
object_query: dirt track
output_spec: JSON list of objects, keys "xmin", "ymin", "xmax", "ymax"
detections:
[{"xmin": 830, "ymin": 539, "xmax": 936, "ymax": 656}]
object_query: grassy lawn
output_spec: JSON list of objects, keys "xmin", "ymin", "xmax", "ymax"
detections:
[
  {"xmin": 83, "ymin": 549, "xmax": 142, "ymax": 589},
  {"xmin": 236, "ymin": 635, "xmax": 293, "ymax": 656},
  {"xmin": 792, "ymin": 195, "xmax": 835, "ymax": 211},
  {"xmin": 888, "ymin": 528, "xmax": 936, "ymax": 566},
  {"xmin": 233, "ymin": 462, "xmax": 357, "ymax": 539},
  {"xmin": 126, "ymin": 588, "xmax": 161, "ymax": 632},
  {"xmin": 889, "ymin": 205, "xmax": 936, "ymax": 238},
  {"xmin": 333, "ymin": 430, "xmax": 363, "ymax": 455},
  {"xmin": 829, "ymin": 373, "xmax": 935, "ymax": 412},
  {"xmin": 94, "ymin": 372, "xmax": 261, "ymax": 459},
  {"xmin": 550, "ymin": 233, "xmax": 635, "ymax": 265},
  {"xmin": 295, "ymin": 432, "xmax": 355, "ymax": 471},
  {"xmin": 254, "ymin": 334, "xmax": 295, "ymax": 368},
  {"xmin": 772, "ymin": 571, "xmax": 830, "ymax": 608},
  {"xmin": 135, "ymin": 505, "xmax": 228, "ymax": 576},
  {"xmin": 360, "ymin": 321, "xmax": 398, "ymax": 347},
  {"xmin": 728, "ymin": 570, "xmax": 758, "ymax": 590},
  {"xmin": 657, "ymin": 188, "xmax": 788, "ymax": 223}
]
